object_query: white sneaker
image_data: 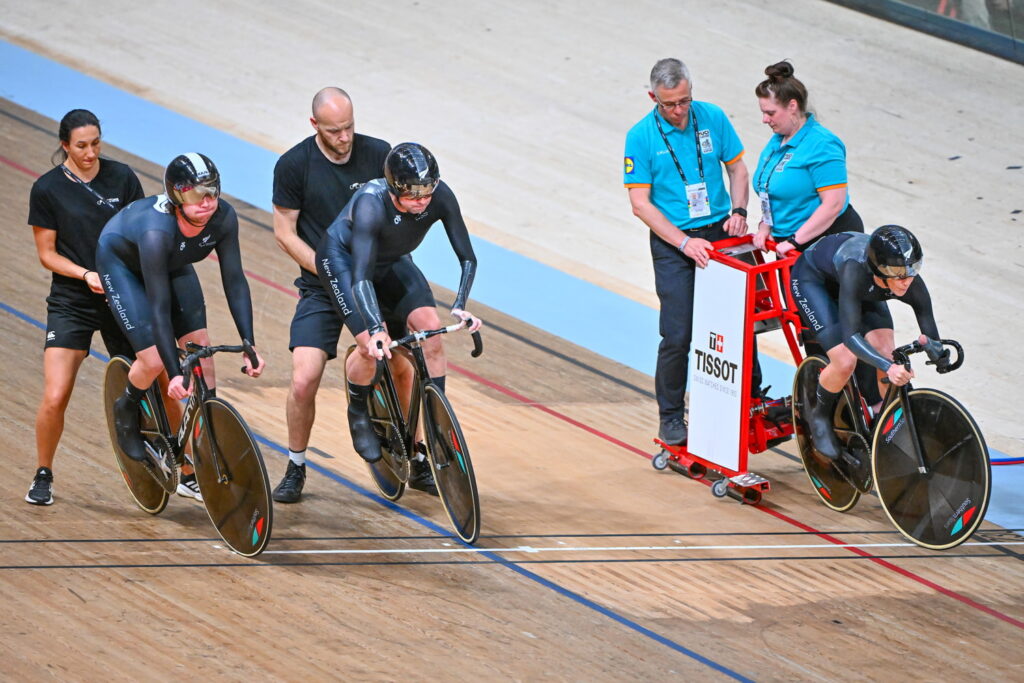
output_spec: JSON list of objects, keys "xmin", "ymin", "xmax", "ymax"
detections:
[{"xmin": 177, "ymin": 473, "xmax": 203, "ymax": 502}]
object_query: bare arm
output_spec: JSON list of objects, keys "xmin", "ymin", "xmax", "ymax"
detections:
[
  {"xmin": 32, "ymin": 226, "xmax": 102, "ymax": 293},
  {"xmin": 795, "ymin": 186, "xmax": 845, "ymax": 243},
  {"xmin": 722, "ymin": 158, "xmax": 750, "ymax": 237},
  {"xmin": 272, "ymin": 205, "xmax": 316, "ymax": 274},
  {"xmin": 628, "ymin": 186, "xmax": 711, "ymax": 268}
]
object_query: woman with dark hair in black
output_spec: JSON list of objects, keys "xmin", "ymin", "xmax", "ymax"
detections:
[{"xmin": 26, "ymin": 109, "xmax": 144, "ymax": 505}]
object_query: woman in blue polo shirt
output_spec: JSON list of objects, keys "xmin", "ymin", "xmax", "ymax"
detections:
[{"xmin": 751, "ymin": 61, "xmax": 863, "ymax": 258}]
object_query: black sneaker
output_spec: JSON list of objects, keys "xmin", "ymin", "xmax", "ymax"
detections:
[
  {"xmin": 25, "ymin": 467, "xmax": 54, "ymax": 505},
  {"xmin": 658, "ymin": 417, "xmax": 688, "ymax": 446},
  {"xmin": 408, "ymin": 444, "xmax": 439, "ymax": 496},
  {"xmin": 272, "ymin": 461, "xmax": 306, "ymax": 503}
]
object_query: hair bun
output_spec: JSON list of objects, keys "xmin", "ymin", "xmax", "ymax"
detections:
[{"xmin": 764, "ymin": 61, "xmax": 795, "ymax": 82}]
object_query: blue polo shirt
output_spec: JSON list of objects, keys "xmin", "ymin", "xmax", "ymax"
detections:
[
  {"xmin": 623, "ymin": 102, "xmax": 744, "ymax": 230},
  {"xmin": 752, "ymin": 113, "xmax": 850, "ymax": 238}
]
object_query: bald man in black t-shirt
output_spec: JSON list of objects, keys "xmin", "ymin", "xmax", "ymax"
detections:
[{"xmin": 271, "ymin": 87, "xmax": 390, "ymax": 503}]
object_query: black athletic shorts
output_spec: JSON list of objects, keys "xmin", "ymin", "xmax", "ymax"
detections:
[
  {"xmin": 289, "ymin": 279, "xmax": 416, "ymax": 360},
  {"xmin": 97, "ymin": 257, "xmax": 207, "ymax": 354},
  {"xmin": 791, "ymin": 258, "xmax": 893, "ymax": 352},
  {"xmin": 44, "ymin": 293, "xmax": 134, "ymax": 358}
]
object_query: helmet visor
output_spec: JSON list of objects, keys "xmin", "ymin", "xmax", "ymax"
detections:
[
  {"xmin": 392, "ymin": 178, "xmax": 439, "ymax": 199},
  {"xmin": 173, "ymin": 181, "xmax": 220, "ymax": 205},
  {"xmin": 875, "ymin": 257, "xmax": 922, "ymax": 279}
]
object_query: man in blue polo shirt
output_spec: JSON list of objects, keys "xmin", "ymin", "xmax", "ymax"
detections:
[{"xmin": 625, "ymin": 57, "xmax": 763, "ymax": 445}]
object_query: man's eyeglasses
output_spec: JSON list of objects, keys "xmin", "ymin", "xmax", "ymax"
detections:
[{"xmin": 656, "ymin": 96, "xmax": 693, "ymax": 111}]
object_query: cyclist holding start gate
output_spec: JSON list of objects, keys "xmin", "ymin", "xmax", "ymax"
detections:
[{"xmin": 789, "ymin": 224, "xmax": 951, "ymax": 462}]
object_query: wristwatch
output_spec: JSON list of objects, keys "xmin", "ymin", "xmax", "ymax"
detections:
[{"xmin": 730, "ymin": 207, "xmax": 748, "ymax": 218}]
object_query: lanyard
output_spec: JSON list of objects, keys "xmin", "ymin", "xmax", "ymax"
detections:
[
  {"xmin": 654, "ymin": 108, "xmax": 704, "ymax": 185},
  {"xmin": 62, "ymin": 164, "xmax": 120, "ymax": 212},
  {"xmin": 757, "ymin": 146, "xmax": 792, "ymax": 196}
]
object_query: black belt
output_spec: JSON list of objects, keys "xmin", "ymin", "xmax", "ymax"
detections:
[{"xmin": 683, "ymin": 216, "xmax": 726, "ymax": 234}]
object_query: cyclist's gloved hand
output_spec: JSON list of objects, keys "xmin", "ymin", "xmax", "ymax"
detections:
[
  {"xmin": 452, "ymin": 308, "xmax": 482, "ymax": 333},
  {"xmin": 920, "ymin": 335, "xmax": 951, "ymax": 370}
]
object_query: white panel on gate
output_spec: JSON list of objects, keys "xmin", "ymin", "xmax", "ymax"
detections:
[{"xmin": 687, "ymin": 259, "xmax": 748, "ymax": 471}]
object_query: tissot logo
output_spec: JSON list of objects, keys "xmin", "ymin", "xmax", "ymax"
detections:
[{"xmin": 709, "ymin": 332, "xmax": 724, "ymax": 352}]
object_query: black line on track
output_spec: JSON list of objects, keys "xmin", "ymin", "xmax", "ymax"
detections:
[
  {"xmin": 0, "ymin": 552, "xmax": 1009, "ymax": 572},
  {"xmin": 4, "ymin": 528, "xmax": 1020, "ymax": 545}
]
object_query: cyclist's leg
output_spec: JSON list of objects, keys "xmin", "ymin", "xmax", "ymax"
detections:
[
  {"xmin": 387, "ymin": 257, "xmax": 442, "ymax": 387},
  {"xmin": 36, "ymin": 304, "xmax": 92, "ymax": 471},
  {"xmin": 346, "ymin": 329, "xmax": 384, "ymax": 463},
  {"xmin": 791, "ymin": 262, "xmax": 849, "ymax": 460},
  {"xmin": 861, "ymin": 304, "xmax": 896, "ymax": 412}
]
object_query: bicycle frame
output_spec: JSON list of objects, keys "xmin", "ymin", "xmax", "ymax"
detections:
[
  {"xmin": 372, "ymin": 322, "xmax": 483, "ymax": 465},
  {"xmin": 142, "ymin": 342, "xmax": 241, "ymax": 485},
  {"xmin": 851, "ymin": 339, "xmax": 964, "ymax": 474}
]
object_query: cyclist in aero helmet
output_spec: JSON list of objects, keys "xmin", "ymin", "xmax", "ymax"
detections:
[
  {"xmin": 867, "ymin": 224, "xmax": 923, "ymax": 280},
  {"xmin": 165, "ymin": 152, "xmax": 221, "ymax": 214},
  {"xmin": 315, "ymin": 142, "xmax": 481, "ymax": 486},
  {"xmin": 96, "ymin": 153, "xmax": 265, "ymax": 474},
  {"xmin": 384, "ymin": 142, "xmax": 440, "ymax": 198},
  {"xmin": 789, "ymin": 225, "xmax": 949, "ymax": 465}
]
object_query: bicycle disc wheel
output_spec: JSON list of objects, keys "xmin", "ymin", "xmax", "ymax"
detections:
[
  {"xmin": 343, "ymin": 346, "xmax": 407, "ymax": 501},
  {"xmin": 792, "ymin": 355, "xmax": 861, "ymax": 512},
  {"xmin": 366, "ymin": 384, "xmax": 409, "ymax": 501},
  {"xmin": 872, "ymin": 389, "xmax": 990, "ymax": 550},
  {"xmin": 422, "ymin": 384, "xmax": 480, "ymax": 544},
  {"xmin": 191, "ymin": 398, "xmax": 273, "ymax": 557},
  {"xmin": 103, "ymin": 356, "xmax": 168, "ymax": 515}
]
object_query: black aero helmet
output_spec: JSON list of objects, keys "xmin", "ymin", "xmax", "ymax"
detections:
[
  {"xmin": 164, "ymin": 153, "xmax": 221, "ymax": 206},
  {"xmin": 384, "ymin": 142, "xmax": 439, "ymax": 198},
  {"xmin": 867, "ymin": 225, "xmax": 923, "ymax": 279}
]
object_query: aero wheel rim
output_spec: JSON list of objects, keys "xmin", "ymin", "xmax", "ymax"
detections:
[
  {"xmin": 192, "ymin": 399, "xmax": 273, "ymax": 556},
  {"xmin": 103, "ymin": 356, "xmax": 168, "ymax": 515},
  {"xmin": 793, "ymin": 356, "xmax": 860, "ymax": 512},
  {"xmin": 424, "ymin": 387, "xmax": 480, "ymax": 544},
  {"xmin": 366, "ymin": 386, "xmax": 407, "ymax": 500},
  {"xmin": 873, "ymin": 390, "xmax": 990, "ymax": 549}
]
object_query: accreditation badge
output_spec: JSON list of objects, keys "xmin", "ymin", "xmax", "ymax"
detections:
[
  {"xmin": 687, "ymin": 182, "xmax": 711, "ymax": 219},
  {"xmin": 698, "ymin": 130, "xmax": 714, "ymax": 154},
  {"xmin": 758, "ymin": 190, "xmax": 774, "ymax": 227}
]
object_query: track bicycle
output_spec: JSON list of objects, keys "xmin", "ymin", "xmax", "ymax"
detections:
[
  {"xmin": 793, "ymin": 338, "xmax": 990, "ymax": 550},
  {"xmin": 103, "ymin": 342, "xmax": 273, "ymax": 557},
  {"xmin": 345, "ymin": 320, "xmax": 483, "ymax": 544}
]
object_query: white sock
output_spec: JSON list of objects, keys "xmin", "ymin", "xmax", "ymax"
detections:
[{"xmin": 289, "ymin": 449, "xmax": 306, "ymax": 466}]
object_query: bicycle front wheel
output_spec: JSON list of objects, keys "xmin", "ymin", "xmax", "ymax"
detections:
[
  {"xmin": 793, "ymin": 355, "xmax": 861, "ymax": 512},
  {"xmin": 191, "ymin": 398, "xmax": 273, "ymax": 557},
  {"xmin": 872, "ymin": 388, "xmax": 990, "ymax": 550},
  {"xmin": 422, "ymin": 384, "xmax": 480, "ymax": 544},
  {"xmin": 103, "ymin": 356, "xmax": 169, "ymax": 515}
]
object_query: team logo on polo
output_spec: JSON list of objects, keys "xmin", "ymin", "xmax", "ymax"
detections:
[{"xmin": 624, "ymin": 157, "xmax": 634, "ymax": 174}]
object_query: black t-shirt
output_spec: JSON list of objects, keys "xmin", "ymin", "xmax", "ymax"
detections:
[
  {"xmin": 27, "ymin": 159, "xmax": 144, "ymax": 302},
  {"xmin": 272, "ymin": 134, "xmax": 391, "ymax": 287}
]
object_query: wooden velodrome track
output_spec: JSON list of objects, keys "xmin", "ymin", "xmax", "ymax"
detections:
[{"xmin": 2, "ymin": 1, "xmax": 1024, "ymax": 680}]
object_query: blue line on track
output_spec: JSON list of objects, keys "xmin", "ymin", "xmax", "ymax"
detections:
[{"xmin": 0, "ymin": 299, "xmax": 750, "ymax": 680}]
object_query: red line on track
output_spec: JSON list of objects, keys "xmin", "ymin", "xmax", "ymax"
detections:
[
  {"xmin": 5, "ymin": 150, "xmax": 1020, "ymax": 631},
  {"xmin": 0, "ymin": 154, "xmax": 41, "ymax": 178}
]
